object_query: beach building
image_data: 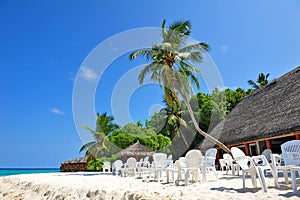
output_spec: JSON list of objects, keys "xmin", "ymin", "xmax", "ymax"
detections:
[
  {"xmin": 60, "ymin": 157, "xmax": 88, "ymax": 172},
  {"xmin": 200, "ymin": 66, "xmax": 300, "ymax": 157}
]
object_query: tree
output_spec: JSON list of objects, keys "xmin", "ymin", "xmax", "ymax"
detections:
[
  {"xmin": 129, "ymin": 19, "xmax": 230, "ymax": 153},
  {"xmin": 224, "ymin": 88, "xmax": 247, "ymax": 112},
  {"xmin": 248, "ymin": 73, "xmax": 270, "ymax": 90},
  {"xmin": 79, "ymin": 112, "xmax": 119, "ymax": 158},
  {"xmin": 95, "ymin": 112, "xmax": 119, "ymax": 136},
  {"xmin": 108, "ymin": 126, "xmax": 171, "ymax": 151}
]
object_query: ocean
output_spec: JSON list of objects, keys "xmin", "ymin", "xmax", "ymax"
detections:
[{"xmin": 0, "ymin": 168, "xmax": 60, "ymax": 177}]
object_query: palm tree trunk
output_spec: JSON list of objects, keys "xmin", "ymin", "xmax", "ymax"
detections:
[{"xmin": 179, "ymin": 91, "xmax": 231, "ymax": 154}]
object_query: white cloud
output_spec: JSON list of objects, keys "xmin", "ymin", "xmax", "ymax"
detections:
[
  {"xmin": 220, "ymin": 45, "xmax": 229, "ymax": 53},
  {"xmin": 50, "ymin": 108, "xmax": 65, "ymax": 115},
  {"xmin": 80, "ymin": 66, "xmax": 97, "ymax": 81},
  {"xmin": 68, "ymin": 72, "xmax": 75, "ymax": 81}
]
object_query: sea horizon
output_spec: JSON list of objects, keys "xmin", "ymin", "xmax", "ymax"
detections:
[{"xmin": 0, "ymin": 168, "xmax": 60, "ymax": 177}]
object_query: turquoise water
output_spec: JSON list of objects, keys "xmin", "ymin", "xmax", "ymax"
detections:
[{"xmin": 0, "ymin": 168, "xmax": 60, "ymax": 177}]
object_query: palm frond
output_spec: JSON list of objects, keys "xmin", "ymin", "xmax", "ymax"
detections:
[
  {"xmin": 178, "ymin": 117, "xmax": 187, "ymax": 127},
  {"xmin": 161, "ymin": 19, "xmax": 167, "ymax": 41},
  {"xmin": 138, "ymin": 62, "xmax": 161, "ymax": 84},
  {"xmin": 187, "ymin": 52, "xmax": 204, "ymax": 63},
  {"xmin": 174, "ymin": 69, "xmax": 193, "ymax": 98},
  {"xmin": 83, "ymin": 125, "xmax": 96, "ymax": 135},
  {"xmin": 79, "ymin": 141, "xmax": 96, "ymax": 153},
  {"xmin": 179, "ymin": 42, "xmax": 209, "ymax": 53},
  {"xmin": 189, "ymin": 73, "xmax": 200, "ymax": 90},
  {"xmin": 129, "ymin": 49, "xmax": 154, "ymax": 61},
  {"xmin": 248, "ymin": 80, "xmax": 259, "ymax": 89},
  {"xmin": 179, "ymin": 61, "xmax": 201, "ymax": 74},
  {"xmin": 168, "ymin": 20, "xmax": 191, "ymax": 36}
]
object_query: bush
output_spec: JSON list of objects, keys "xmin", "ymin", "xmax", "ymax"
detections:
[{"xmin": 86, "ymin": 159, "xmax": 102, "ymax": 171}]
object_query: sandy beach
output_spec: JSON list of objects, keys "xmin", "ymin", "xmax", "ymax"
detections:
[{"xmin": 0, "ymin": 171, "xmax": 299, "ymax": 200}]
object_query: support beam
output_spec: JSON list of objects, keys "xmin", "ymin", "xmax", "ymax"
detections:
[
  {"xmin": 256, "ymin": 141, "xmax": 261, "ymax": 154},
  {"xmin": 266, "ymin": 139, "xmax": 272, "ymax": 150},
  {"xmin": 244, "ymin": 143, "xmax": 250, "ymax": 156}
]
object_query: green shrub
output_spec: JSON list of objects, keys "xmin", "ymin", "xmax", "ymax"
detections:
[{"xmin": 86, "ymin": 159, "xmax": 102, "ymax": 171}]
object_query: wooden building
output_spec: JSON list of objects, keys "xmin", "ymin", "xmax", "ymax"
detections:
[
  {"xmin": 60, "ymin": 157, "xmax": 88, "ymax": 172},
  {"xmin": 200, "ymin": 66, "xmax": 300, "ymax": 156}
]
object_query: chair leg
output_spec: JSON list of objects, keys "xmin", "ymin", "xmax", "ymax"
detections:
[
  {"xmin": 201, "ymin": 166, "xmax": 206, "ymax": 183},
  {"xmin": 213, "ymin": 167, "xmax": 218, "ymax": 179},
  {"xmin": 257, "ymin": 167, "xmax": 267, "ymax": 193},
  {"xmin": 242, "ymin": 172, "xmax": 246, "ymax": 191},
  {"xmin": 185, "ymin": 170, "xmax": 190, "ymax": 186},
  {"xmin": 250, "ymin": 170, "xmax": 257, "ymax": 188},
  {"xmin": 270, "ymin": 168, "xmax": 280, "ymax": 188},
  {"xmin": 283, "ymin": 170, "xmax": 289, "ymax": 184}
]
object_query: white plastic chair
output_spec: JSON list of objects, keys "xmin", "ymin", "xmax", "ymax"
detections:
[
  {"xmin": 112, "ymin": 160, "xmax": 123, "ymax": 176},
  {"xmin": 231, "ymin": 147, "xmax": 267, "ymax": 192},
  {"xmin": 166, "ymin": 157, "xmax": 186, "ymax": 184},
  {"xmin": 121, "ymin": 157, "xmax": 137, "ymax": 177},
  {"xmin": 204, "ymin": 148, "xmax": 218, "ymax": 179},
  {"xmin": 252, "ymin": 155, "xmax": 279, "ymax": 188},
  {"xmin": 280, "ymin": 140, "xmax": 300, "ymax": 193},
  {"xmin": 261, "ymin": 149, "xmax": 272, "ymax": 163},
  {"xmin": 219, "ymin": 159, "xmax": 229, "ymax": 171},
  {"xmin": 102, "ymin": 161, "xmax": 111, "ymax": 172},
  {"xmin": 167, "ymin": 154, "xmax": 173, "ymax": 167},
  {"xmin": 223, "ymin": 153, "xmax": 239, "ymax": 175},
  {"xmin": 136, "ymin": 158, "xmax": 144, "ymax": 177},
  {"xmin": 270, "ymin": 153, "xmax": 290, "ymax": 184},
  {"xmin": 152, "ymin": 153, "xmax": 168, "ymax": 181},
  {"xmin": 183, "ymin": 149, "xmax": 204, "ymax": 186},
  {"xmin": 281, "ymin": 140, "xmax": 300, "ymax": 166},
  {"xmin": 142, "ymin": 156, "xmax": 150, "ymax": 168}
]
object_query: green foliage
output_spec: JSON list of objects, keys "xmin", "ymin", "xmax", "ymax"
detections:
[
  {"xmin": 109, "ymin": 132, "xmax": 136, "ymax": 149},
  {"xmin": 98, "ymin": 153, "xmax": 119, "ymax": 163},
  {"xmin": 248, "ymin": 73, "xmax": 270, "ymax": 90},
  {"xmin": 86, "ymin": 159, "xmax": 102, "ymax": 171},
  {"xmin": 224, "ymin": 88, "xmax": 247, "ymax": 112},
  {"xmin": 108, "ymin": 124, "xmax": 171, "ymax": 152},
  {"xmin": 79, "ymin": 112, "xmax": 119, "ymax": 158},
  {"xmin": 146, "ymin": 111, "xmax": 167, "ymax": 135},
  {"xmin": 123, "ymin": 122, "xmax": 142, "ymax": 135}
]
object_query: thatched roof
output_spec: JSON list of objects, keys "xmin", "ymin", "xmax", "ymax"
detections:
[
  {"xmin": 61, "ymin": 157, "xmax": 88, "ymax": 165},
  {"xmin": 118, "ymin": 140, "xmax": 155, "ymax": 157},
  {"xmin": 200, "ymin": 66, "xmax": 300, "ymax": 149}
]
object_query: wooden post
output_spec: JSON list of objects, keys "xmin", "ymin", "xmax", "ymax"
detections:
[
  {"xmin": 216, "ymin": 149, "xmax": 221, "ymax": 169},
  {"xmin": 227, "ymin": 145, "xmax": 231, "ymax": 151},
  {"xmin": 265, "ymin": 139, "xmax": 272, "ymax": 150},
  {"xmin": 244, "ymin": 143, "xmax": 250, "ymax": 156}
]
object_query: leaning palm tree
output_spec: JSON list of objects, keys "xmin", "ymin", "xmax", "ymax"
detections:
[
  {"xmin": 79, "ymin": 126, "xmax": 107, "ymax": 159},
  {"xmin": 79, "ymin": 112, "xmax": 119, "ymax": 158},
  {"xmin": 248, "ymin": 73, "xmax": 270, "ymax": 90},
  {"xmin": 129, "ymin": 19, "xmax": 230, "ymax": 153}
]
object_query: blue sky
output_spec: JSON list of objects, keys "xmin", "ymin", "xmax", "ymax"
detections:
[{"xmin": 1, "ymin": 0, "xmax": 299, "ymax": 168}]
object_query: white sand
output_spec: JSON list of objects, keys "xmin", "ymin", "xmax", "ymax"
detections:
[{"xmin": 0, "ymin": 171, "xmax": 299, "ymax": 200}]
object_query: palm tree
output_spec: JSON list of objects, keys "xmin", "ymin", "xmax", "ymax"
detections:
[
  {"xmin": 248, "ymin": 73, "xmax": 270, "ymax": 90},
  {"xmin": 161, "ymin": 95, "xmax": 187, "ymax": 136},
  {"xmin": 95, "ymin": 112, "xmax": 119, "ymax": 136},
  {"xmin": 79, "ymin": 112, "xmax": 119, "ymax": 158},
  {"xmin": 129, "ymin": 19, "xmax": 230, "ymax": 153}
]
